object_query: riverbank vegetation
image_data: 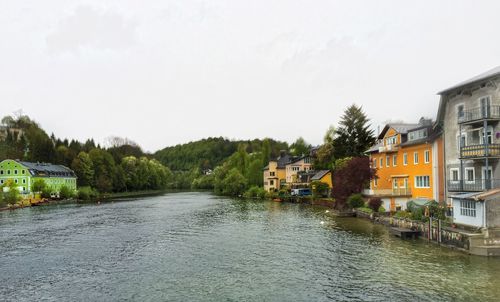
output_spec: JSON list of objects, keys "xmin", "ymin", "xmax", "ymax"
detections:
[
  {"xmin": 1, "ymin": 103, "xmax": 376, "ymax": 204},
  {"xmin": 0, "ymin": 114, "xmax": 173, "ymax": 200}
]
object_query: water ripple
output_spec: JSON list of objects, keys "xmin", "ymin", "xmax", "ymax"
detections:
[{"xmin": 1, "ymin": 193, "xmax": 500, "ymax": 301}]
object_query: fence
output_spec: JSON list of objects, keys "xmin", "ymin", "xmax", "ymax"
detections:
[{"xmin": 388, "ymin": 217, "xmax": 471, "ymax": 250}]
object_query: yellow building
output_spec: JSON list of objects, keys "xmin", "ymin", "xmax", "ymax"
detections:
[
  {"xmin": 285, "ymin": 156, "xmax": 313, "ymax": 184},
  {"xmin": 263, "ymin": 154, "xmax": 290, "ymax": 192},
  {"xmin": 365, "ymin": 119, "xmax": 444, "ymax": 211},
  {"xmin": 263, "ymin": 154, "xmax": 319, "ymax": 191},
  {"xmin": 311, "ymin": 170, "xmax": 333, "ymax": 188}
]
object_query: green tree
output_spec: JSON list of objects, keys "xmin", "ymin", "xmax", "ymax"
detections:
[
  {"xmin": 261, "ymin": 138, "xmax": 272, "ymax": 165},
  {"xmin": 71, "ymin": 152, "xmax": 95, "ymax": 187},
  {"xmin": 311, "ymin": 181, "xmax": 330, "ymax": 198},
  {"xmin": 3, "ymin": 180, "xmax": 21, "ymax": 204},
  {"xmin": 89, "ymin": 149, "xmax": 116, "ymax": 193},
  {"xmin": 31, "ymin": 179, "xmax": 47, "ymax": 193},
  {"xmin": 221, "ymin": 168, "xmax": 247, "ymax": 196},
  {"xmin": 334, "ymin": 104, "xmax": 376, "ymax": 158},
  {"xmin": 290, "ymin": 137, "xmax": 310, "ymax": 156},
  {"xmin": 59, "ymin": 185, "xmax": 74, "ymax": 199}
]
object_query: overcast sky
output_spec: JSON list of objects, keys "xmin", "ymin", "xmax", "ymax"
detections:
[{"xmin": 1, "ymin": 0, "xmax": 500, "ymax": 152}]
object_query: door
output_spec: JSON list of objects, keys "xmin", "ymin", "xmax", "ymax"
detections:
[
  {"xmin": 482, "ymin": 167, "xmax": 493, "ymax": 190},
  {"xmin": 390, "ymin": 198, "xmax": 396, "ymax": 212},
  {"xmin": 403, "ymin": 178, "xmax": 409, "ymax": 195}
]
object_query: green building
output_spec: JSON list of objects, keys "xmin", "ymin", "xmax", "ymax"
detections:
[{"xmin": 0, "ymin": 159, "xmax": 77, "ymax": 195}]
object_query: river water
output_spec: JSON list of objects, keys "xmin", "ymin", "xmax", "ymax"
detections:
[{"xmin": 1, "ymin": 192, "xmax": 500, "ymax": 301}]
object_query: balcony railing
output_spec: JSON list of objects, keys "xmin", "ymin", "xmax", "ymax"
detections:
[
  {"xmin": 460, "ymin": 144, "xmax": 500, "ymax": 158},
  {"xmin": 378, "ymin": 144, "xmax": 399, "ymax": 153},
  {"xmin": 369, "ymin": 188, "xmax": 412, "ymax": 196},
  {"xmin": 458, "ymin": 105, "xmax": 500, "ymax": 124},
  {"xmin": 447, "ymin": 179, "xmax": 500, "ymax": 192}
]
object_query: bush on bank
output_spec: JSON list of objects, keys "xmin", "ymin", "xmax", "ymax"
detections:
[
  {"xmin": 368, "ymin": 197, "xmax": 382, "ymax": 212},
  {"xmin": 244, "ymin": 186, "xmax": 267, "ymax": 199},
  {"xmin": 78, "ymin": 186, "xmax": 99, "ymax": 201},
  {"xmin": 347, "ymin": 194, "xmax": 364, "ymax": 209}
]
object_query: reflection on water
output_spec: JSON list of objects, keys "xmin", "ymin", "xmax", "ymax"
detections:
[{"xmin": 1, "ymin": 192, "xmax": 500, "ymax": 302}]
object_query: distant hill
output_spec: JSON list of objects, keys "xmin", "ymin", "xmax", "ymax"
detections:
[{"xmin": 154, "ymin": 137, "xmax": 289, "ymax": 171}]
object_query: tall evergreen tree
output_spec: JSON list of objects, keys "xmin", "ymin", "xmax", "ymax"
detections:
[{"xmin": 334, "ymin": 104, "xmax": 376, "ymax": 158}]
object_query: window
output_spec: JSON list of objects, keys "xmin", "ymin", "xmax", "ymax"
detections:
[
  {"xmin": 14, "ymin": 169, "xmax": 18, "ymax": 175},
  {"xmin": 22, "ymin": 187, "xmax": 25, "ymax": 191},
  {"xmin": 386, "ymin": 156, "xmax": 390, "ymax": 167},
  {"xmin": 460, "ymin": 200, "xmax": 476, "ymax": 217},
  {"xmin": 480, "ymin": 126, "xmax": 493, "ymax": 145},
  {"xmin": 403, "ymin": 153, "xmax": 408, "ymax": 166},
  {"xmin": 304, "ymin": 157, "xmax": 311, "ymax": 164},
  {"xmin": 450, "ymin": 169, "xmax": 460, "ymax": 182},
  {"xmin": 457, "ymin": 133, "xmax": 467, "ymax": 153},
  {"xmin": 415, "ymin": 176, "xmax": 430, "ymax": 188},
  {"xmin": 0, "ymin": 170, "xmax": 3, "ymax": 175},
  {"xmin": 457, "ymin": 104, "xmax": 465, "ymax": 120},
  {"xmin": 408, "ymin": 129, "xmax": 428, "ymax": 141},
  {"xmin": 480, "ymin": 96, "xmax": 491, "ymax": 118},
  {"xmin": 0, "ymin": 180, "xmax": 3, "ymax": 184},
  {"xmin": 374, "ymin": 177, "xmax": 378, "ymax": 187},
  {"xmin": 22, "ymin": 170, "xmax": 25, "ymax": 174},
  {"xmin": 22, "ymin": 179, "xmax": 26, "ymax": 184},
  {"xmin": 270, "ymin": 172, "xmax": 275, "ymax": 177},
  {"xmin": 7, "ymin": 170, "xmax": 10, "ymax": 175},
  {"xmin": 393, "ymin": 179, "xmax": 398, "ymax": 189},
  {"xmin": 386, "ymin": 136, "xmax": 397, "ymax": 145},
  {"xmin": 380, "ymin": 158, "xmax": 383, "ymax": 168},
  {"xmin": 414, "ymin": 152, "xmax": 419, "ymax": 165},
  {"xmin": 373, "ymin": 159, "xmax": 377, "ymax": 168},
  {"xmin": 15, "ymin": 179, "xmax": 18, "ymax": 184},
  {"xmin": 270, "ymin": 180, "xmax": 274, "ymax": 186},
  {"xmin": 424, "ymin": 150, "xmax": 430, "ymax": 164},
  {"xmin": 393, "ymin": 155, "xmax": 397, "ymax": 167},
  {"xmin": 465, "ymin": 168, "xmax": 475, "ymax": 184}
]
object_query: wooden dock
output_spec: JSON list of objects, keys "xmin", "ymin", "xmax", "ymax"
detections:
[{"xmin": 390, "ymin": 227, "xmax": 420, "ymax": 239}]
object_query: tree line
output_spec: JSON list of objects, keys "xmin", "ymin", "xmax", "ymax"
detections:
[
  {"xmin": 190, "ymin": 104, "xmax": 378, "ymax": 209},
  {"xmin": 0, "ymin": 114, "xmax": 172, "ymax": 196},
  {"xmin": 1, "ymin": 103, "xmax": 377, "ymax": 207}
]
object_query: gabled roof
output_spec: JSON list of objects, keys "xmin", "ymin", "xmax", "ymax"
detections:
[
  {"xmin": 311, "ymin": 170, "xmax": 331, "ymax": 181},
  {"xmin": 277, "ymin": 154, "xmax": 293, "ymax": 168},
  {"xmin": 438, "ymin": 66, "xmax": 500, "ymax": 95},
  {"xmin": 287, "ymin": 155, "xmax": 311, "ymax": 165},
  {"xmin": 377, "ymin": 123, "xmax": 420, "ymax": 140},
  {"xmin": 400, "ymin": 123, "xmax": 442, "ymax": 147},
  {"xmin": 15, "ymin": 160, "xmax": 76, "ymax": 178}
]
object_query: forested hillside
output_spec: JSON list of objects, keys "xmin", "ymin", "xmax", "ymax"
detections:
[{"xmin": 154, "ymin": 137, "xmax": 289, "ymax": 172}]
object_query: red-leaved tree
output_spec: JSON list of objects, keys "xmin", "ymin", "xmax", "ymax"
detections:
[{"xmin": 332, "ymin": 157, "xmax": 375, "ymax": 210}]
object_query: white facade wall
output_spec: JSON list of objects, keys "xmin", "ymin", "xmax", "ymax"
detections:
[{"xmin": 452, "ymin": 199, "xmax": 485, "ymax": 228}]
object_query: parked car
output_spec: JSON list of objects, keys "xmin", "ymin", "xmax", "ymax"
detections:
[{"xmin": 291, "ymin": 188, "xmax": 312, "ymax": 196}]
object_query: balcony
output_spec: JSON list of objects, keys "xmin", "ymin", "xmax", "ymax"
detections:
[
  {"xmin": 458, "ymin": 105, "xmax": 500, "ymax": 124},
  {"xmin": 448, "ymin": 179, "xmax": 500, "ymax": 192},
  {"xmin": 460, "ymin": 144, "xmax": 500, "ymax": 159},
  {"xmin": 378, "ymin": 144, "xmax": 399, "ymax": 153},
  {"xmin": 367, "ymin": 188, "xmax": 412, "ymax": 197}
]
